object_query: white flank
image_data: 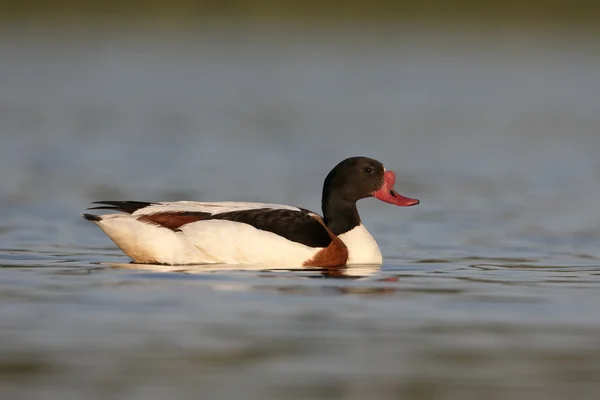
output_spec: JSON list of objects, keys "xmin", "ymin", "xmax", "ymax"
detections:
[
  {"xmin": 90, "ymin": 214, "xmax": 320, "ymax": 266},
  {"xmin": 178, "ymin": 220, "xmax": 320, "ymax": 265},
  {"xmin": 132, "ymin": 201, "xmax": 301, "ymax": 217},
  {"xmin": 338, "ymin": 224, "xmax": 383, "ymax": 265},
  {"xmin": 92, "ymin": 214, "xmax": 201, "ymax": 265}
]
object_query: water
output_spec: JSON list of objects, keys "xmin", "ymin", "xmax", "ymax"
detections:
[{"xmin": 1, "ymin": 23, "xmax": 600, "ymax": 399}]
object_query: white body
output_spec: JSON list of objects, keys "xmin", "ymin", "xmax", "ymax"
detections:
[{"xmin": 89, "ymin": 201, "xmax": 383, "ymax": 266}]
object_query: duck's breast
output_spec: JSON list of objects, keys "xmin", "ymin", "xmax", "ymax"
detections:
[{"xmin": 337, "ymin": 224, "xmax": 383, "ymax": 265}]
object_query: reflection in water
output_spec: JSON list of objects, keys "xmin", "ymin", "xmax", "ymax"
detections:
[
  {"xmin": 104, "ymin": 262, "xmax": 382, "ymax": 278},
  {"xmin": 1, "ymin": 255, "xmax": 600, "ymax": 399}
]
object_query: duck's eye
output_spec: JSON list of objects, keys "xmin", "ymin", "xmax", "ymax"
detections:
[{"xmin": 364, "ymin": 166, "xmax": 373, "ymax": 174}]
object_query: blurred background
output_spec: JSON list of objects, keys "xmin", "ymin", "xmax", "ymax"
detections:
[{"xmin": 1, "ymin": 2, "xmax": 600, "ymax": 400}]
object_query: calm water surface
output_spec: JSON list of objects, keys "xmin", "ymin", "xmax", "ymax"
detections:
[{"xmin": 1, "ymin": 24, "xmax": 600, "ymax": 399}]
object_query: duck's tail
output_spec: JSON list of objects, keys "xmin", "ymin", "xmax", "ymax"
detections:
[{"xmin": 82, "ymin": 213, "xmax": 102, "ymax": 222}]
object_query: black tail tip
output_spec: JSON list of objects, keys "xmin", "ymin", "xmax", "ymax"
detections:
[{"xmin": 82, "ymin": 213, "xmax": 102, "ymax": 222}]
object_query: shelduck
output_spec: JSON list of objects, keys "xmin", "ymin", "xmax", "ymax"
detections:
[{"xmin": 83, "ymin": 156, "xmax": 419, "ymax": 266}]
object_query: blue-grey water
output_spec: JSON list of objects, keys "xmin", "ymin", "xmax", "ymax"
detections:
[{"xmin": 1, "ymin": 23, "xmax": 600, "ymax": 399}]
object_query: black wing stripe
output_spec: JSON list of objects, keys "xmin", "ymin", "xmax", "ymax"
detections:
[
  {"xmin": 210, "ymin": 208, "xmax": 332, "ymax": 248},
  {"xmin": 89, "ymin": 201, "xmax": 157, "ymax": 214}
]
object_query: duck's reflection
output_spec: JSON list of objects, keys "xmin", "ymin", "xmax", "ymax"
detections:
[
  {"xmin": 103, "ymin": 262, "xmax": 382, "ymax": 278},
  {"xmin": 101, "ymin": 262, "xmax": 406, "ymax": 296}
]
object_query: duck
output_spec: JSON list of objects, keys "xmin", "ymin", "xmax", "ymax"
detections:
[{"xmin": 82, "ymin": 156, "xmax": 419, "ymax": 266}]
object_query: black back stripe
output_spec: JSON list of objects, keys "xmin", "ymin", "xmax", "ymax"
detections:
[
  {"xmin": 210, "ymin": 208, "xmax": 332, "ymax": 248},
  {"xmin": 88, "ymin": 201, "xmax": 332, "ymax": 248}
]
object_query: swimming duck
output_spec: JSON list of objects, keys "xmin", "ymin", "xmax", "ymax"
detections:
[{"xmin": 83, "ymin": 156, "xmax": 419, "ymax": 266}]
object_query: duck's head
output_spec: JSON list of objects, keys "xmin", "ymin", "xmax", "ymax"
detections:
[{"xmin": 323, "ymin": 156, "xmax": 419, "ymax": 207}]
